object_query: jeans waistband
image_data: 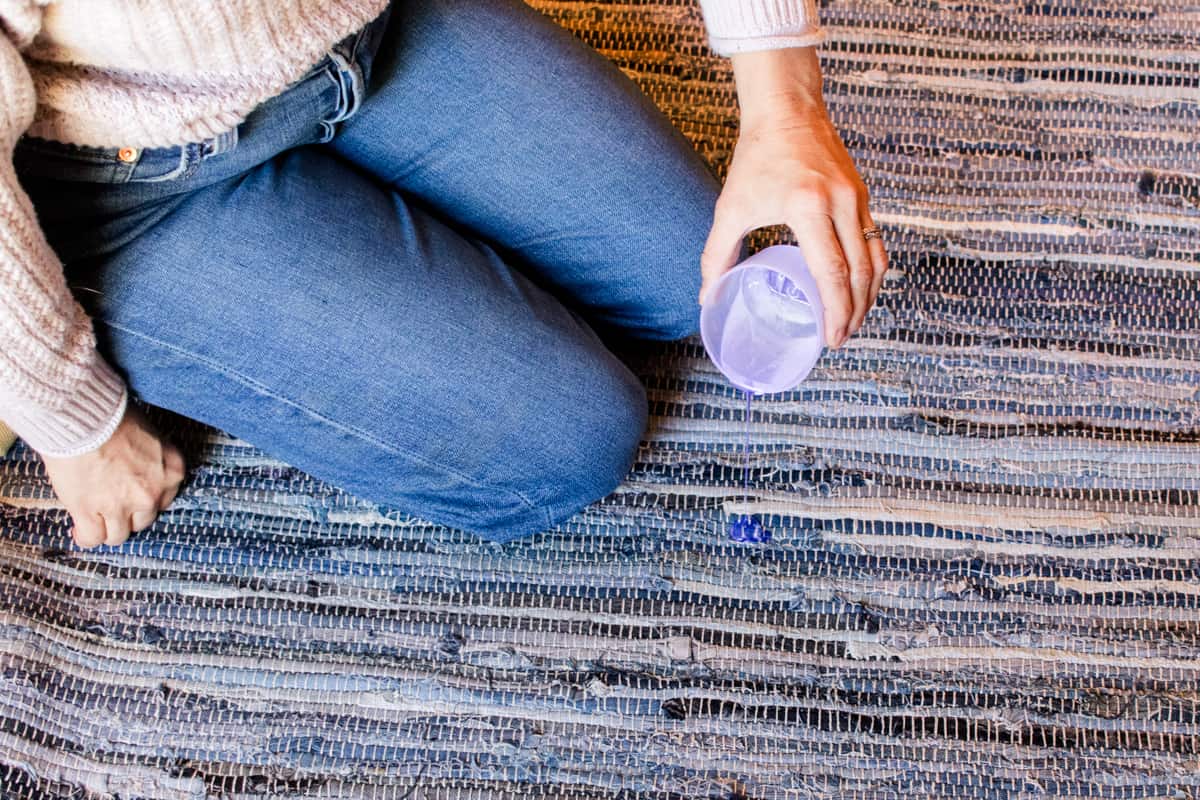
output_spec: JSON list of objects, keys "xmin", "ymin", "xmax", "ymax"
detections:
[{"xmin": 11, "ymin": 2, "xmax": 395, "ymax": 191}]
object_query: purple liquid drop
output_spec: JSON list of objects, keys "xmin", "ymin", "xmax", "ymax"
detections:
[
  {"xmin": 730, "ymin": 514, "xmax": 769, "ymax": 543},
  {"xmin": 731, "ymin": 389, "xmax": 771, "ymax": 543}
]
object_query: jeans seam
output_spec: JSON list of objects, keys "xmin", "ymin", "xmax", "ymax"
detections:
[
  {"xmin": 318, "ymin": 120, "xmax": 336, "ymax": 143},
  {"xmin": 321, "ymin": 66, "xmax": 343, "ymax": 113},
  {"xmin": 105, "ymin": 320, "xmax": 546, "ymax": 517},
  {"xmin": 315, "ymin": 67, "xmax": 341, "ymax": 142}
]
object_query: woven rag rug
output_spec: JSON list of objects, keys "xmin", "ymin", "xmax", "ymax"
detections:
[{"xmin": 2, "ymin": 1, "xmax": 1199, "ymax": 798}]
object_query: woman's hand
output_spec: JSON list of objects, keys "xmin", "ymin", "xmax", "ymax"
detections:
[
  {"xmin": 700, "ymin": 46, "xmax": 887, "ymax": 348},
  {"xmin": 41, "ymin": 401, "xmax": 185, "ymax": 549}
]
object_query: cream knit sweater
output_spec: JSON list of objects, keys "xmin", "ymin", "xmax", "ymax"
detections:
[{"xmin": 0, "ymin": 0, "xmax": 824, "ymax": 459}]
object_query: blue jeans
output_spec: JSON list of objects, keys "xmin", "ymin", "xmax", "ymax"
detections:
[{"xmin": 13, "ymin": 0, "xmax": 721, "ymax": 543}]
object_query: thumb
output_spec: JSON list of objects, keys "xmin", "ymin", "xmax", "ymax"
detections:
[{"xmin": 699, "ymin": 200, "xmax": 750, "ymax": 306}]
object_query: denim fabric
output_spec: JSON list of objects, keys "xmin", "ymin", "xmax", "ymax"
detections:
[{"xmin": 13, "ymin": 0, "xmax": 721, "ymax": 543}]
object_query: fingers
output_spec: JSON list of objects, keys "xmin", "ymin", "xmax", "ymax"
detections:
[
  {"xmin": 104, "ymin": 511, "xmax": 133, "ymax": 547},
  {"xmin": 866, "ymin": 237, "xmax": 888, "ymax": 319},
  {"xmin": 70, "ymin": 509, "xmax": 106, "ymax": 549},
  {"xmin": 788, "ymin": 211, "xmax": 853, "ymax": 347},
  {"xmin": 832, "ymin": 185, "xmax": 875, "ymax": 335},
  {"xmin": 92, "ymin": 502, "xmax": 157, "ymax": 550},
  {"xmin": 100, "ymin": 500, "xmax": 152, "ymax": 548},
  {"xmin": 117, "ymin": 459, "xmax": 179, "ymax": 544},
  {"xmin": 70, "ymin": 509, "xmax": 139, "ymax": 549},
  {"xmin": 699, "ymin": 196, "xmax": 751, "ymax": 306},
  {"xmin": 862, "ymin": 203, "xmax": 889, "ymax": 315},
  {"xmin": 159, "ymin": 443, "xmax": 186, "ymax": 510},
  {"xmin": 69, "ymin": 506, "xmax": 151, "ymax": 549},
  {"xmin": 796, "ymin": 187, "xmax": 886, "ymax": 346},
  {"xmin": 67, "ymin": 442, "xmax": 186, "ymax": 550},
  {"xmin": 130, "ymin": 509, "xmax": 158, "ymax": 530}
]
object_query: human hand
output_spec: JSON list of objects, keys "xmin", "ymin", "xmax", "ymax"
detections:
[
  {"xmin": 41, "ymin": 400, "xmax": 185, "ymax": 548},
  {"xmin": 699, "ymin": 46, "xmax": 888, "ymax": 348}
]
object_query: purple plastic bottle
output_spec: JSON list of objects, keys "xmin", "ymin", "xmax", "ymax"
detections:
[
  {"xmin": 700, "ymin": 245, "xmax": 827, "ymax": 543},
  {"xmin": 700, "ymin": 245, "xmax": 826, "ymax": 395}
]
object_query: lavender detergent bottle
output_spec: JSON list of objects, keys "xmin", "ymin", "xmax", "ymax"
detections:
[{"xmin": 699, "ymin": 245, "xmax": 826, "ymax": 542}]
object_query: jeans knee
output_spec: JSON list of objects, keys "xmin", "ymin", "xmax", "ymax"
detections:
[
  {"xmin": 445, "ymin": 355, "xmax": 648, "ymax": 545},
  {"xmin": 535, "ymin": 359, "xmax": 648, "ymax": 525}
]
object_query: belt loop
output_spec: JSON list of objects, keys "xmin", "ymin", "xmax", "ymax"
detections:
[
  {"xmin": 326, "ymin": 49, "xmax": 365, "ymax": 123},
  {"xmin": 213, "ymin": 126, "xmax": 238, "ymax": 155}
]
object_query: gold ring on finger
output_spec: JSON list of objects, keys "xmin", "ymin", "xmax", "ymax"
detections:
[{"xmin": 862, "ymin": 226, "xmax": 883, "ymax": 241}]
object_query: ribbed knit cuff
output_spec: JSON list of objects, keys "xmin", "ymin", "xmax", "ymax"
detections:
[
  {"xmin": 1, "ymin": 354, "xmax": 129, "ymax": 459},
  {"xmin": 697, "ymin": 0, "xmax": 826, "ymax": 55}
]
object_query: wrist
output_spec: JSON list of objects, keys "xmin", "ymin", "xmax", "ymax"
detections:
[{"xmin": 731, "ymin": 46, "xmax": 827, "ymax": 128}]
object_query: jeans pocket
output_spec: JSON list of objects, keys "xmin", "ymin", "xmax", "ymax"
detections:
[{"xmin": 13, "ymin": 127, "xmax": 239, "ymax": 185}]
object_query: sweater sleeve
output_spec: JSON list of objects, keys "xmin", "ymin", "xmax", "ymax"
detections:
[
  {"xmin": 0, "ymin": 3, "xmax": 129, "ymax": 459},
  {"xmin": 695, "ymin": 0, "xmax": 826, "ymax": 55}
]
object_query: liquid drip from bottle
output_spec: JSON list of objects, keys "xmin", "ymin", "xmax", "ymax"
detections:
[{"xmin": 730, "ymin": 389, "xmax": 771, "ymax": 543}]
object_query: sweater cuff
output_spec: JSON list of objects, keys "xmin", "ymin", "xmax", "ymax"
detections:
[
  {"xmin": 2, "ymin": 353, "xmax": 129, "ymax": 459},
  {"xmin": 697, "ymin": 0, "xmax": 826, "ymax": 55}
]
